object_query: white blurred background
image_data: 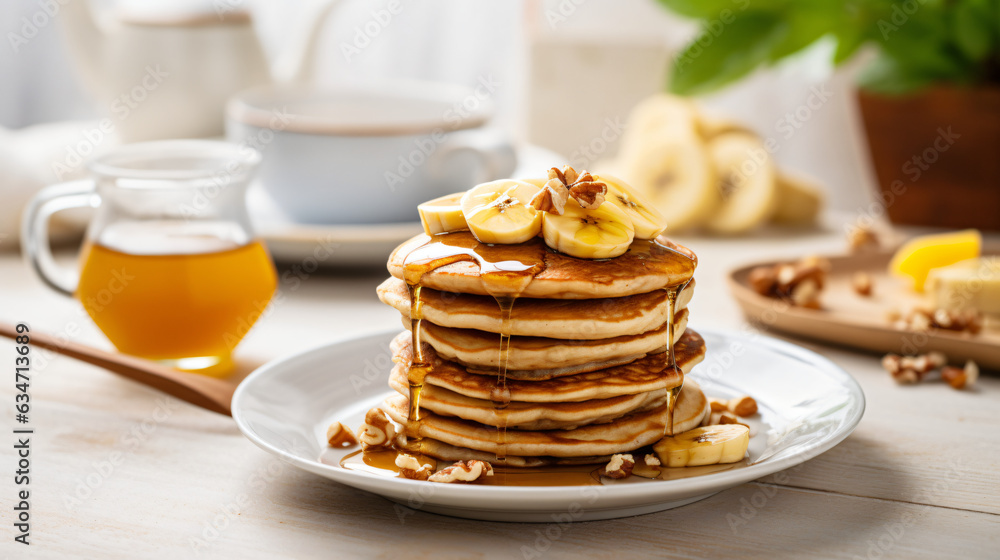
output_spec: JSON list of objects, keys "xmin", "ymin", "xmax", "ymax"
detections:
[{"xmin": 0, "ymin": 0, "xmax": 876, "ymax": 229}]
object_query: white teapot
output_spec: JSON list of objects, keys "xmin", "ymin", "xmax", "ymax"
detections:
[{"xmin": 59, "ymin": 0, "xmax": 339, "ymax": 142}]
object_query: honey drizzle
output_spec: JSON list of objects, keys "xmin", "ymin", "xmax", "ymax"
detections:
[
  {"xmin": 404, "ymin": 283, "xmax": 432, "ymax": 449},
  {"xmin": 491, "ymin": 296, "xmax": 516, "ymax": 467},
  {"xmin": 401, "ymin": 233, "xmax": 543, "ymax": 463},
  {"xmin": 663, "ymin": 278, "xmax": 693, "ymax": 437}
]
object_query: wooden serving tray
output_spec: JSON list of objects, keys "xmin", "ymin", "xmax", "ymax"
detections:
[{"xmin": 728, "ymin": 250, "xmax": 1000, "ymax": 370}]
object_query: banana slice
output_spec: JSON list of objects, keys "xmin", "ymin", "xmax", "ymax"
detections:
[
  {"xmin": 417, "ymin": 192, "xmax": 468, "ymax": 235},
  {"xmin": 621, "ymin": 130, "xmax": 719, "ymax": 232},
  {"xmin": 520, "ymin": 177, "xmax": 547, "ymax": 189},
  {"xmin": 772, "ymin": 173, "xmax": 824, "ymax": 225},
  {"xmin": 593, "ymin": 173, "xmax": 666, "ymax": 240},
  {"xmin": 542, "ymin": 199, "xmax": 635, "ymax": 259},
  {"xmin": 461, "ymin": 179, "xmax": 542, "ymax": 244},
  {"xmin": 653, "ymin": 424, "xmax": 750, "ymax": 468},
  {"xmin": 704, "ymin": 133, "xmax": 777, "ymax": 234},
  {"xmin": 619, "ymin": 94, "xmax": 699, "ymax": 158}
]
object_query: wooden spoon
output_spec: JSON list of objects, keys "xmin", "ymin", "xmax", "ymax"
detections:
[{"xmin": 0, "ymin": 322, "xmax": 234, "ymax": 416}]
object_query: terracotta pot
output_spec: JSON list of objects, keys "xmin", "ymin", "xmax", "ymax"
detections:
[{"xmin": 857, "ymin": 86, "xmax": 1000, "ymax": 230}]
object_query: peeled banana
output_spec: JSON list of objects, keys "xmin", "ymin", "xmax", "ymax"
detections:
[
  {"xmin": 593, "ymin": 173, "xmax": 667, "ymax": 240},
  {"xmin": 542, "ymin": 199, "xmax": 635, "ymax": 259},
  {"xmin": 704, "ymin": 133, "xmax": 777, "ymax": 234},
  {"xmin": 653, "ymin": 424, "xmax": 750, "ymax": 467},
  {"xmin": 461, "ymin": 180, "xmax": 542, "ymax": 244},
  {"xmin": 417, "ymin": 192, "xmax": 468, "ymax": 235},
  {"xmin": 621, "ymin": 130, "xmax": 720, "ymax": 232}
]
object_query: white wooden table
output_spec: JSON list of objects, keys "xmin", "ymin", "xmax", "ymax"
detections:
[{"xmin": 2, "ymin": 226, "xmax": 998, "ymax": 560}]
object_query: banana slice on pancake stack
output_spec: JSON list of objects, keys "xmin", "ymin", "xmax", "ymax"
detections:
[{"xmin": 597, "ymin": 93, "xmax": 825, "ymax": 234}]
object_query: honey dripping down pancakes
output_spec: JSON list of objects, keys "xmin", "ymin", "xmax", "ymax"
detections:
[{"xmin": 351, "ymin": 167, "xmax": 747, "ymax": 482}]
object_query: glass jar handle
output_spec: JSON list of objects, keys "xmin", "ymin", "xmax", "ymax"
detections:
[{"xmin": 21, "ymin": 180, "xmax": 98, "ymax": 297}]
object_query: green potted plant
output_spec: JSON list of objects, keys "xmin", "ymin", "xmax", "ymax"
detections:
[{"xmin": 657, "ymin": 0, "xmax": 1000, "ymax": 230}]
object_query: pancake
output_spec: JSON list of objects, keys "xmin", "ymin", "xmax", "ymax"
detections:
[
  {"xmin": 383, "ymin": 378, "xmax": 709, "ymax": 458},
  {"xmin": 409, "ymin": 308, "xmax": 688, "ymax": 373},
  {"xmin": 378, "ymin": 276, "xmax": 695, "ymax": 339},
  {"xmin": 389, "ymin": 371, "xmax": 668, "ymax": 430},
  {"xmin": 388, "ymin": 232, "xmax": 697, "ymax": 299},
  {"xmin": 390, "ymin": 329, "xmax": 706, "ymax": 401}
]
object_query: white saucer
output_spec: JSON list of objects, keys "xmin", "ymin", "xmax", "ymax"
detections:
[
  {"xmin": 249, "ymin": 144, "xmax": 563, "ymax": 268},
  {"xmin": 232, "ymin": 327, "xmax": 864, "ymax": 522}
]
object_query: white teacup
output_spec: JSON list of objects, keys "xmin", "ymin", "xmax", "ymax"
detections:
[{"xmin": 225, "ymin": 81, "xmax": 516, "ymax": 224}]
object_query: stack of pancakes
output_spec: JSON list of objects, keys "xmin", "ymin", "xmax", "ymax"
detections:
[{"xmin": 376, "ymin": 232, "xmax": 708, "ymax": 466}]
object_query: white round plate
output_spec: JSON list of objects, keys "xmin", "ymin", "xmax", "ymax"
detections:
[{"xmin": 232, "ymin": 327, "xmax": 864, "ymax": 522}]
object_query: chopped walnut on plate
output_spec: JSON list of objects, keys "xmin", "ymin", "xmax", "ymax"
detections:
[
  {"xmin": 427, "ymin": 460, "xmax": 494, "ymax": 483},
  {"xmin": 357, "ymin": 408, "xmax": 397, "ymax": 451},
  {"xmin": 601, "ymin": 453, "xmax": 635, "ymax": 479},
  {"xmin": 326, "ymin": 421, "xmax": 359, "ymax": 448},
  {"xmin": 395, "ymin": 453, "xmax": 436, "ymax": 481}
]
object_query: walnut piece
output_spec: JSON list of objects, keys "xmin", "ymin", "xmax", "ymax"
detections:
[
  {"xmin": 631, "ymin": 454, "xmax": 662, "ymax": 479},
  {"xmin": 882, "ymin": 352, "xmax": 947, "ymax": 385},
  {"xmin": 544, "ymin": 166, "xmax": 608, "ymax": 210},
  {"xmin": 706, "ymin": 411, "xmax": 749, "ymax": 428},
  {"xmin": 892, "ymin": 307, "xmax": 982, "ymax": 335},
  {"xmin": 357, "ymin": 408, "xmax": 397, "ymax": 450},
  {"xmin": 747, "ymin": 256, "xmax": 828, "ymax": 308},
  {"xmin": 708, "ymin": 398, "xmax": 728, "ymax": 413},
  {"xmin": 846, "ymin": 224, "xmax": 880, "ymax": 253},
  {"xmin": 852, "ymin": 272, "xmax": 873, "ymax": 296},
  {"xmin": 326, "ymin": 421, "xmax": 359, "ymax": 448},
  {"xmin": 942, "ymin": 361, "xmax": 979, "ymax": 390},
  {"xmin": 529, "ymin": 178, "xmax": 570, "ymax": 214},
  {"xmin": 602, "ymin": 453, "xmax": 635, "ymax": 479},
  {"xmin": 727, "ymin": 396, "xmax": 758, "ymax": 417},
  {"xmin": 709, "ymin": 396, "xmax": 757, "ymax": 417},
  {"xmin": 395, "ymin": 453, "xmax": 436, "ymax": 481},
  {"xmin": 427, "ymin": 460, "xmax": 494, "ymax": 483}
]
